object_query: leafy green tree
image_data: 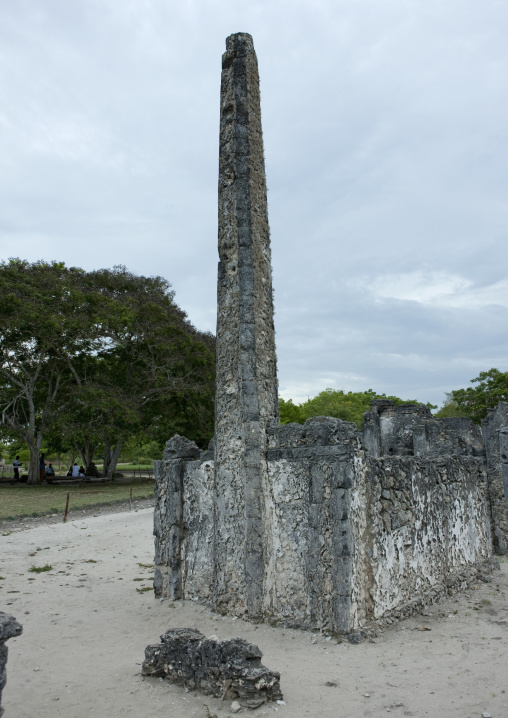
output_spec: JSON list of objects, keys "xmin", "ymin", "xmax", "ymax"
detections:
[
  {"xmin": 279, "ymin": 388, "xmax": 427, "ymax": 428},
  {"xmin": 82, "ymin": 267, "xmax": 215, "ymax": 474},
  {"xmin": 279, "ymin": 398, "xmax": 306, "ymax": 425},
  {"xmin": 434, "ymin": 394, "xmax": 467, "ymax": 420},
  {"xmin": 0, "ymin": 260, "xmax": 102, "ymax": 483},
  {"xmin": 0, "ymin": 260, "xmax": 215, "ymax": 482},
  {"xmin": 443, "ymin": 368, "xmax": 508, "ymax": 424}
]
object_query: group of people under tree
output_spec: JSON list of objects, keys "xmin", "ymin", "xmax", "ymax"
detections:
[
  {"xmin": 39, "ymin": 453, "xmax": 86, "ymax": 482},
  {"xmin": 9, "ymin": 453, "xmax": 86, "ymax": 483}
]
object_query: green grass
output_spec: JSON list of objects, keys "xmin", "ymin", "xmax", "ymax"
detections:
[
  {"xmin": 0, "ymin": 479, "xmax": 154, "ymax": 521},
  {"xmin": 29, "ymin": 565, "xmax": 53, "ymax": 573}
]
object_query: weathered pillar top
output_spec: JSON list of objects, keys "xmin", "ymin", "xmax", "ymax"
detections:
[{"xmin": 225, "ymin": 32, "xmax": 254, "ymax": 49}]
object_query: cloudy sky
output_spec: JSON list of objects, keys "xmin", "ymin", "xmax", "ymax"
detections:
[{"xmin": 1, "ymin": 0, "xmax": 507, "ymax": 407}]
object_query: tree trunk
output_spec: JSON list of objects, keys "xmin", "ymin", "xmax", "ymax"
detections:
[
  {"xmin": 105, "ymin": 438, "xmax": 124, "ymax": 479},
  {"xmin": 26, "ymin": 436, "xmax": 42, "ymax": 485},
  {"xmin": 74, "ymin": 440, "xmax": 97, "ymax": 470},
  {"xmin": 103, "ymin": 438, "xmax": 112, "ymax": 477},
  {"xmin": 84, "ymin": 441, "xmax": 97, "ymax": 468}
]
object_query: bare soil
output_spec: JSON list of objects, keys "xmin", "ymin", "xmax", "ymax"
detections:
[{"xmin": 1, "ymin": 508, "xmax": 506, "ymax": 718}]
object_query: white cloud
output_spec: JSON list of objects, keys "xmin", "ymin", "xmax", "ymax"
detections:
[
  {"xmin": 1, "ymin": 0, "xmax": 507, "ymax": 408},
  {"xmin": 348, "ymin": 271, "xmax": 508, "ymax": 309}
]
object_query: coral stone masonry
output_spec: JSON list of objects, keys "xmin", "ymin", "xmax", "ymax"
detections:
[
  {"xmin": 0, "ymin": 612, "xmax": 22, "ymax": 718},
  {"xmin": 152, "ymin": 33, "xmax": 508, "ymax": 636},
  {"xmin": 142, "ymin": 628, "xmax": 282, "ymax": 708},
  {"xmin": 215, "ymin": 32, "xmax": 279, "ymax": 619}
]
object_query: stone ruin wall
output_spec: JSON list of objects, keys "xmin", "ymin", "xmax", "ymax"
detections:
[
  {"xmin": 153, "ymin": 401, "xmax": 504, "ymax": 635},
  {"xmin": 152, "ymin": 32, "xmax": 508, "ymax": 637}
]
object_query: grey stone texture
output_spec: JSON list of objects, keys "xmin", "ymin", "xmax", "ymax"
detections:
[
  {"xmin": 0, "ymin": 613, "xmax": 22, "ymax": 718},
  {"xmin": 482, "ymin": 402, "xmax": 508, "ymax": 554},
  {"xmin": 152, "ymin": 32, "xmax": 507, "ymax": 637},
  {"xmin": 142, "ymin": 628, "xmax": 282, "ymax": 708},
  {"xmin": 362, "ymin": 400, "xmax": 485, "ymax": 459},
  {"xmin": 214, "ymin": 32, "xmax": 278, "ymax": 619},
  {"xmin": 153, "ymin": 407, "xmax": 500, "ymax": 633}
]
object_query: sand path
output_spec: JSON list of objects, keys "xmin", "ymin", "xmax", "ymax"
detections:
[{"xmin": 1, "ymin": 508, "xmax": 507, "ymax": 718}]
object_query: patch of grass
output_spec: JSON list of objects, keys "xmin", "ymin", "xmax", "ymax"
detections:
[
  {"xmin": 0, "ymin": 479, "xmax": 154, "ymax": 521},
  {"xmin": 29, "ymin": 565, "xmax": 53, "ymax": 573},
  {"xmin": 136, "ymin": 586, "xmax": 152, "ymax": 593},
  {"xmin": 0, "ymin": 576, "xmax": 5, "ymax": 580},
  {"xmin": 481, "ymin": 599, "xmax": 492, "ymax": 605},
  {"xmin": 83, "ymin": 559, "xmax": 97, "ymax": 563},
  {"xmin": 137, "ymin": 562, "xmax": 154, "ymax": 568}
]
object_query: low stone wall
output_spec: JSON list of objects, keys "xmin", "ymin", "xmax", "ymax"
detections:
[
  {"xmin": 153, "ymin": 414, "xmax": 495, "ymax": 635},
  {"xmin": 361, "ymin": 454, "xmax": 492, "ymax": 623},
  {"xmin": 263, "ymin": 417, "xmax": 366, "ymax": 633},
  {"xmin": 262, "ymin": 419, "xmax": 492, "ymax": 632},
  {"xmin": 142, "ymin": 628, "xmax": 282, "ymax": 708},
  {"xmin": 0, "ymin": 612, "xmax": 22, "ymax": 718},
  {"xmin": 153, "ymin": 436, "xmax": 214, "ymax": 602}
]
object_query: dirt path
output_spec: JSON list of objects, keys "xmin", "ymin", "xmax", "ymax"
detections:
[{"xmin": 1, "ymin": 508, "xmax": 507, "ymax": 718}]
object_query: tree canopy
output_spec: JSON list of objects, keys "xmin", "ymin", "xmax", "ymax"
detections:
[
  {"xmin": 279, "ymin": 388, "xmax": 426, "ymax": 428},
  {"xmin": 0, "ymin": 259, "xmax": 215, "ymax": 482},
  {"xmin": 435, "ymin": 368, "xmax": 508, "ymax": 424}
]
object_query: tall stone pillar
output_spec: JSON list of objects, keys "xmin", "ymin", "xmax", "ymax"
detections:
[{"xmin": 214, "ymin": 33, "xmax": 279, "ymax": 617}]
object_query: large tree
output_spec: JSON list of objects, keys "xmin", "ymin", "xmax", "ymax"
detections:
[
  {"xmin": 280, "ymin": 388, "xmax": 428, "ymax": 429},
  {"xmin": 0, "ymin": 260, "xmax": 102, "ymax": 483},
  {"xmin": 0, "ymin": 260, "xmax": 215, "ymax": 482},
  {"xmin": 437, "ymin": 368, "xmax": 508, "ymax": 424},
  {"xmin": 81, "ymin": 266, "xmax": 215, "ymax": 476}
]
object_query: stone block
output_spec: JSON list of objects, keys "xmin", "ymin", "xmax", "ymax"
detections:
[
  {"xmin": 0, "ymin": 612, "xmax": 22, "ymax": 718},
  {"xmin": 142, "ymin": 628, "xmax": 282, "ymax": 708}
]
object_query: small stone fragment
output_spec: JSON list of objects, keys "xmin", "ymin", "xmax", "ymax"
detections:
[
  {"xmin": 347, "ymin": 633, "xmax": 363, "ymax": 644},
  {"xmin": 231, "ymin": 701, "xmax": 242, "ymax": 713},
  {"xmin": 143, "ymin": 628, "xmax": 282, "ymax": 705},
  {"xmin": 0, "ymin": 612, "xmax": 23, "ymax": 718}
]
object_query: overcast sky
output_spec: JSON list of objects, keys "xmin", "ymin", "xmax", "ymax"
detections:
[{"xmin": 1, "ymin": 0, "xmax": 507, "ymax": 407}]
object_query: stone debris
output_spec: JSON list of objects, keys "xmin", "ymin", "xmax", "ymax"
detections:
[
  {"xmin": 0, "ymin": 612, "xmax": 23, "ymax": 718},
  {"xmin": 142, "ymin": 628, "xmax": 283, "ymax": 708}
]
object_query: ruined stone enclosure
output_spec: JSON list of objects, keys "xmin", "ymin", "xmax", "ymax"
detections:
[{"xmin": 153, "ymin": 33, "xmax": 508, "ymax": 635}]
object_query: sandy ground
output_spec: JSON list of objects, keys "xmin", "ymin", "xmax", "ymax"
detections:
[{"xmin": 1, "ymin": 508, "xmax": 507, "ymax": 718}]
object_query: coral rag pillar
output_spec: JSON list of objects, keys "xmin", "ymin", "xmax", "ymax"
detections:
[
  {"xmin": 0, "ymin": 612, "xmax": 22, "ymax": 718},
  {"xmin": 214, "ymin": 33, "xmax": 279, "ymax": 617}
]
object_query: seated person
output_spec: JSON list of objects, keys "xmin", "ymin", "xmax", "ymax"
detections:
[
  {"xmin": 71, "ymin": 463, "xmax": 80, "ymax": 478},
  {"xmin": 66, "ymin": 466, "xmax": 73, "ymax": 477},
  {"xmin": 78, "ymin": 465, "xmax": 86, "ymax": 477},
  {"xmin": 45, "ymin": 464, "xmax": 56, "ymax": 478}
]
